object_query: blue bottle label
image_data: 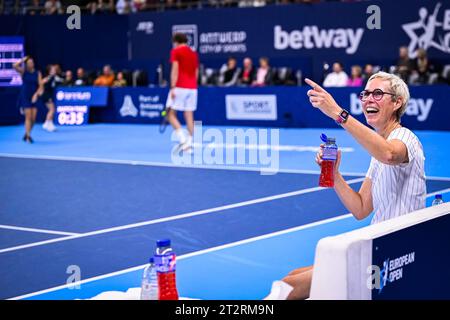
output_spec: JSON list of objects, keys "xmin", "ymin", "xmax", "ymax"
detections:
[
  {"xmin": 322, "ymin": 145, "xmax": 337, "ymax": 161},
  {"xmin": 156, "ymin": 253, "xmax": 176, "ymax": 273}
]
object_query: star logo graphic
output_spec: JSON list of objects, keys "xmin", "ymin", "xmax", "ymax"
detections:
[{"xmin": 402, "ymin": 3, "xmax": 449, "ymax": 58}]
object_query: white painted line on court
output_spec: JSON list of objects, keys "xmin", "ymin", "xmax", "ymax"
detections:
[
  {"xmin": 191, "ymin": 142, "xmax": 355, "ymax": 153},
  {"xmin": 0, "ymin": 177, "xmax": 365, "ymax": 254},
  {"xmin": 0, "ymin": 153, "xmax": 365, "ymax": 177},
  {"xmin": 4, "ymin": 153, "xmax": 450, "ymax": 180},
  {"xmin": 8, "ymin": 187, "xmax": 450, "ymax": 300},
  {"xmin": 426, "ymin": 176, "xmax": 450, "ymax": 181},
  {"xmin": 9, "ymin": 212, "xmax": 356, "ymax": 300},
  {"xmin": 0, "ymin": 224, "xmax": 79, "ymax": 236},
  {"xmin": 426, "ymin": 188, "xmax": 450, "ymax": 198}
]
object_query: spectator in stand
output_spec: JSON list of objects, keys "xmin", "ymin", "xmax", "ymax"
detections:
[
  {"xmin": 112, "ymin": 71, "xmax": 127, "ymax": 87},
  {"xmin": 396, "ymin": 46, "xmax": 414, "ymax": 82},
  {"xmin": 63, "ymin": 70, "xmax": 74, "ymax": 86},
  {"xmin": 347, "ymin": 65, "xmax": 363, "ymax": 87},
  {"xmin": 362, "ymin": 63, "xmax": 375, "ymax": 86},
  {"xmin": 74, "ymin": 68, "xmax": 87, "ymax": 86},
  {"xmin": 238, "ymin": 57, "xmax": 256, "ymax": 86},
  {"xmin": 131, "ymin": 0, "xmax": 146, "ymax": 12},
  {"xmin": 94, "ymin": 65, "xmax": 115, "ymax": 87},
  {"xmin": 411, "ymin": 48, "xmax": 437, "ymax": 85},
  {"xmin": 116, "ymin": 0, "xmax": 131, "ymax": 14},
  {"xmin": 44, "ymin": 0, "xmax": 62, "ymax": 15},
  {"xmin": 323, "ymin": 62, "xmax": 348, "ymax": 87},
  {"xmin": 218, "ymin": 57, "xmax": 240, "ymax": 87},
  {"xmin": 252, "ymin": 56, "xmax": 274, "ymax": 87},
  {"xmin": 238, "ymin": 0, "xmax": 266, "ymax": 7},
  {"xmin": 28, "ymin": 0, "xmax": 43, "ymax": 15},
  {"xmin": 87, "ymin": 0, "xmax": 113, "ymax": 14}
]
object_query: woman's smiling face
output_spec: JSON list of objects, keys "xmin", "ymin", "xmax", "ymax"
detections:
[{"xmin": 362, "ymin": 78, "xmax": 400, "ymax": 130}]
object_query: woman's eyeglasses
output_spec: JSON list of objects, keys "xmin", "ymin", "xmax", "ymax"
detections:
[{"xmin": 359, "ymin": 89, "xmax": 396, "ymax": 101}]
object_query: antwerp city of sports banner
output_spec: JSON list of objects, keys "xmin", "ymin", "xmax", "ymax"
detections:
[{"xmin": 130, "ymin": 0, "xmax": 450, "ymax": 61}]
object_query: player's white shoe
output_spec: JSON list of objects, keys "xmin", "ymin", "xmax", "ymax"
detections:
[
  {"xmin": 47, "ymin": 122, "xmax": 56, "ymax": 132},
  {"xmin": 174, "ymin": 140, "xmax": 193, "ymax": 155},
  {"xmin": 43, "ymin": 121, "xmax": 56, "ymax": 132}
]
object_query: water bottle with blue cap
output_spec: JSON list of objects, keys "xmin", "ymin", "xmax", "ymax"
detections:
[
  {"xmin": 319, "ymin": 133, "xmax": 338, "ymax": 188},
  {"xmin": 140, "ymin": 257, "xmax": 158, "ymax": 300},
  {"xmin": 154, "ymin": 239, "xmax": 179, "ymax": 300},
  {"xmin": 432, "ymin": 194, "xmax": 444, "ymax": 206}
]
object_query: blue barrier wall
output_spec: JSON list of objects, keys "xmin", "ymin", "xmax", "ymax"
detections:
[
  {"xmin": 2, "ymin": 85, "xmax": 449, "ymax": 130},
  {"xmin": 105, "ymin": 85, "xmax": 449, "ymax": 130}
]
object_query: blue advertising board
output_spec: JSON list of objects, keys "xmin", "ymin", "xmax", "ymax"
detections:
[
  {"xmin": 54, "ymin": 87, "xmax": 109, "ymax": 126},
  {"xmin": 372, "ymin": 213, "xmax": 450, "ymax": 299},
  {"xmin": 108, "ymin": 86, "xmax": 450, "ymax": 131},
  {"xmin": 130, "ymin": 0, "xmax": 450, "ymax": 79}
]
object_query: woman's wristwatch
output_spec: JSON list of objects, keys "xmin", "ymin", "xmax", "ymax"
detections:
[{"xmin": 335, "ymin": 108, "xmax": 350, "ymax": 125}]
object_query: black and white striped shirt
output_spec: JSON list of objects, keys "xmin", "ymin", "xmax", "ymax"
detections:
[{"xmin": 367, "ymin": 127, "xmax": 426, "ymax": 224}]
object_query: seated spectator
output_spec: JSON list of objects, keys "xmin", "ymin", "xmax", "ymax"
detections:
[
  {"xmin": 396, "ymin": 46, "xmax": 414, "ymax": 82},
  {"xmin": 252, "ymin": 57, "xmax": 274, "ymax": 87},
  {"xmin": 346, "ymin": 65, "xmax": 363, "ymax": 87},
  {"xmin": 131, "ymin": 0, "xmax": 146, "ymax": 12},
  {"xmin": 238, "ymin": 0, "xmax": 266, "ymax": 7},
  {"xmin": 218, "ymin": 57, "xmax": 240, "ymax": 87},
  {"xmin": 28, "ymin": 0, "xmax": 43, "ymax": 15},
  {"xmin": 116, "ymin": 0, "xmax": 131, "ymax": 14},
  {"xmin": 44, "ymin": 0, "xmax": 62, "ymax": 15},
  {"xmin": 94, "ymin": 65, "xmax": 115, "ymax": 87},
  {"xmin": 74, "ymin": 68, "xmax": 87, "ymax": 86},
  {"xmin": 88, "ymin": 0, "xmax": 113, "ymax": 14},
  {"xmin": 238, "ymin": 57, "xmax": 256, "ymax": 86},
  {"xmin": 63, "ymin": 70, "xmax": 74, "ymax": 86},
  {"xmin": 274, "ymin": 67, "xmax": 296, "ymax": 86},
  {"xmin": 323, "ymin": 62, "xmax": 348, "ymax": 87},
  {"xmin": 362, "ymin": 63, "xmax": 374, "ymax": 86},
  {"xmin": 112, "ymin": 72, "xmax": 127, "ymax": 87},
  {"xmin": 411, "ymin": 48, "xmax": 437, "ymax": 84}
]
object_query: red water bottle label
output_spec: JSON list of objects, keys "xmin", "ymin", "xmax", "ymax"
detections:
[
  {"xmin": 319, "ymin": 160, "xmax": 335, "ymax": 187},
  {"xmin": 157, "ymin": 253, "xmax": 179, "ymax": 300},
  {"xmin": 319, "ymin": 137, "xmax": 337, "ymax": 188}
]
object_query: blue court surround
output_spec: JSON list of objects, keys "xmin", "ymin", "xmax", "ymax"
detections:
[{"xmin": 0, "ymin": 124, "xmax": 449, "ymax": 300}]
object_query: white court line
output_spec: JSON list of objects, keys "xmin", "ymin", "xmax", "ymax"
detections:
[
  {"xmin": 426, "ymin": 188, "xmax": 450, "ymax": 198},
  {"xmin": 0, "ymin": 224, "xmax": 79, "ymax": 236},
  {"xmin": 426, "ymin": 176, "xmax": 450, "ymax": 181},
  {"xmin": 8, "ymin": 186, "xmax": 450, "ymax": 300},
  {"xmin": 9, "ymin": 212, "xmax": 355, "ymax": 300},
  {"xmin": 0, "ymin": 177, "xmax": 366, "ymax": 254},
  {"xmin": 3, "ymin": 153, "xmax": 450, "ymax": 180},
  {"xmin": 0, "ymin": 153, "xmax": 365, "ymax": 177}
]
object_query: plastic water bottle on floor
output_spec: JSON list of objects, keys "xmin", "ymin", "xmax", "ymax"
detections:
[
  {"xmin": 432, "ymin": 194, "xmax": 444, "ymax": 206},
  {"xmin": 154, "ymin": 239, "xmax": 179, "ymax": 300},
  {"xmin": 140, "ymin": 257, "xmax": 158, "ymax": 300}
]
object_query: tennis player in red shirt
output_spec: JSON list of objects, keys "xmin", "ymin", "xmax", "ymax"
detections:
[{"xmin": 166, "ymin": 32, "xmax": 199, "ymax": 153}]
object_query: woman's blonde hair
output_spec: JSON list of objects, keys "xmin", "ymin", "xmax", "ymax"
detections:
[{"xmin": 368, "ymin": 71, "xmax": 410, "ymax": 122}]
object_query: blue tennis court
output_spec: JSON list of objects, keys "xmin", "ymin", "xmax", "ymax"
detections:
[{"xmin": 1, "ymin": 124, "xmax": 449, "ymax": 300}]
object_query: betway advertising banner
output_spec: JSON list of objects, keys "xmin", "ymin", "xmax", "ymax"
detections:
[
  {"xmin": 108, "ymin": 86, "xmax": 449, "ymax": 130},
  {"xmin": 130, "ymin": 0, "xmax": 450, "ymax": 63}
]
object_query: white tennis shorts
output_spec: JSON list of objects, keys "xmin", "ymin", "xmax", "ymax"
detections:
[{"xmin": 165, "ymin": 87, "xmax": 198, "ymax": 112}]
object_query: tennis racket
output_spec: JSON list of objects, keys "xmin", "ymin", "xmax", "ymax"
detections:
[{"xmin": 159, "ymin": 106, "xmax": 170, "ymax": 134}]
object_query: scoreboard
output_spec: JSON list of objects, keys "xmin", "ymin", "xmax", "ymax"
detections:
[{"xmin": 0, "ymin": 36, "xmax": 24, "ymax": 87}]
